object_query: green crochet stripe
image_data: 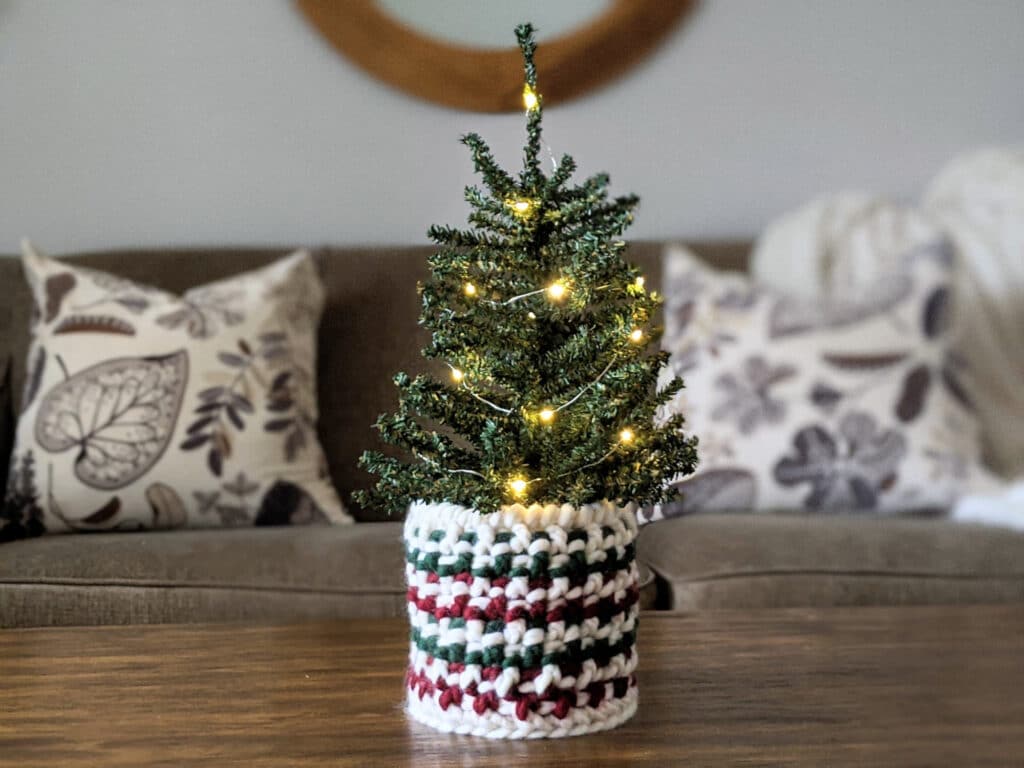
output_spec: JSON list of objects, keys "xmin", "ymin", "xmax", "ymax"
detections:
[
  {"xmin": 416, "ymin": 527, "xmax": 616, "ymax": 546},
  {"xmin": 406, "ymin": 536, "xmax": 635, "ymax": 580},
  {"xmin": 411, "ymin": 624, "xmax": 637, "ymax": 669}
]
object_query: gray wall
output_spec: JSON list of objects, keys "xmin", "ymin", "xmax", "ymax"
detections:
[{"xmin": 1, "ymin": 0, "xmax": 1021, "ymax": 253}]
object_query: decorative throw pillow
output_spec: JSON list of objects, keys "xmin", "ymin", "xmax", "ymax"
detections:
[
  {"xmin": 1, "ymin": 242, "xmax": 351, "ymax": 541},
  {"xmin": 647, "ymin": 241, "xmax": 989, "ymax": 522}
]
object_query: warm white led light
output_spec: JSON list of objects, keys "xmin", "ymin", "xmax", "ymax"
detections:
[
  {"xmin": 506, "ymin": 197, "xmax": 537, "ymax": 219},
  {"xmin": 522, "ymin": 83, "xmax": 539, "ymax": 111},
  {"xmin": 547, "ymin": 281, "xmax": 567, "ymax": 301}
]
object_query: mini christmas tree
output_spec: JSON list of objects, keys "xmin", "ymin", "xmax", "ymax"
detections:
[{"xmin": 357, "ymin": 24, "xmax": 697, "ymax": 516}]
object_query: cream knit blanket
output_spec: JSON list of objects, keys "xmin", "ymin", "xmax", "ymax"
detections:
[{"xmin": 750, "ymin": 148, "xmax": 1024, "ymax": 527}]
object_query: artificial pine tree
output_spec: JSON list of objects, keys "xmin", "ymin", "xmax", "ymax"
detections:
[{"xmin": 357, "ymin": 24, "xmax": 697, "ymax": 517}]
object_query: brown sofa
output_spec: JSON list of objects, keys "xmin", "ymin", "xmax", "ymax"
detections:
[{"xmin": 2, "ymin": 242, "xmax": 1023, "ymax": 628}]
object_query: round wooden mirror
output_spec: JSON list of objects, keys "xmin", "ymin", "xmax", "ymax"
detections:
[{"xmin": 295, "ymin": 0, "xmax": 695, "ymax": 112}]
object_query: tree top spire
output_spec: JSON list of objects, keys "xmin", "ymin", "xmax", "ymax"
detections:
[{"xmin": 515, "ymin": 23, "xmax": 538, "ymax": 89}]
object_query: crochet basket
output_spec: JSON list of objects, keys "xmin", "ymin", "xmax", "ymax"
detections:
[{"xmin": 403, "ymin": 499, "xmax": 640, "ymax": 739}]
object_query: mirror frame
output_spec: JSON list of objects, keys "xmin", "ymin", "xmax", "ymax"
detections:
[{"xmin": 295, "ymin": 0, "xmax": 695, "ymax": 112}]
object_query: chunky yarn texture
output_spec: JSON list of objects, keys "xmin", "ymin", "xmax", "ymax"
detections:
[{"xmin": 403, "ymin": 500, "xmax": 640, "ymax": 739}]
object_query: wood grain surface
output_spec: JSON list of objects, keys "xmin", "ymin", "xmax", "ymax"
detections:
[{"xmin": 1, "ymin": 606, "xmax": 1022, "ymax": 767}]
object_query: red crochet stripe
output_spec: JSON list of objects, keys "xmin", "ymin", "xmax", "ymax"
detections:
[
  {"xmin": 405, "ymin": 667, "xmax": 636, "ymax": 721},
  {"xmin": 421, "ymin": 643, "xmax": 635, "ymax": 686},
  {"xmin": 406, "ymin": 582, "xmax": 640, "ymax": 625}
]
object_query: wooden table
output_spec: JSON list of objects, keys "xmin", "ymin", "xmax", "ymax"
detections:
[{"xmin": 1, "ymin": 606, "xmax": 1022, "ymax": 767}]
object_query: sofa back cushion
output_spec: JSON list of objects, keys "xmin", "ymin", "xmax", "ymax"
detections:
[
  {"xmin": 0, "ymin": 358, "xmax": 13, "ymax": 504},
  {"xmin": 0, "ymin": 241, "xmax": 749, "ymax": 521}
]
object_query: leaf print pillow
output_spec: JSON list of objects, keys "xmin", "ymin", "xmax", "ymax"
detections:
[
  {"xmin": 1, "ymin": 241, "xmax": 351, "ymax": 541},
  {"xmin": 647, "ymin": 241, "xmax": 992, "ymax": 523}
]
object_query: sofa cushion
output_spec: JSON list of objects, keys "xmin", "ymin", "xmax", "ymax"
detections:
[
  {"xmin": 0, "ymin": 524, "xmax": 405, "ymax": 627},
  {"xmin": 639, "ymin": 514, "xmax": 1024, "ymax": 610},
  {"xmin": 0, "ymin": 241, "xmax": 750, "ymax": 522},
  {"xmin": 0, "ymin": 357, "xmax": 13, "ymax": 507},
  {"xmin": 0, "ymin": 523, "xmax": 657, "ymax": 627}
]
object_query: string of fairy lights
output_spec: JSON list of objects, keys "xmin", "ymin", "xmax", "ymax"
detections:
[{"xmin": 430, "ymin": 82, "xmax": 652, "ymax": 501}]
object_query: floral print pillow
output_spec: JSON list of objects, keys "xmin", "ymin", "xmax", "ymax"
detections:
[
  {"xmin": 648, "ymin": 241, "xmax": 989, "ymax": 522},
  {"xmin": 1, "ymin": 242, "xmax": 351, "ymax": 541}
]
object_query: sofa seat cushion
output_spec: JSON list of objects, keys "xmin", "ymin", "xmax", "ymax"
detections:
[
  {"xmin": 639, "ymin": 514, "xmax": 1024, "ymax": 611},
  {"xmin": 0, "ymin": 524, "xmax": 407, "ymax": 627},
  {"xmin": 0, "ymin": 523, "xmax": 658, "ymax": 627}
]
